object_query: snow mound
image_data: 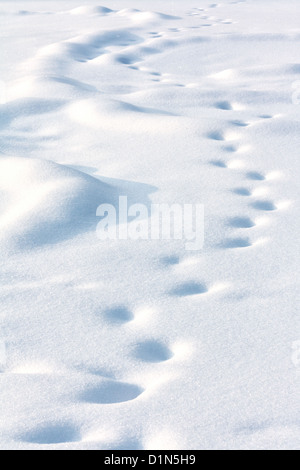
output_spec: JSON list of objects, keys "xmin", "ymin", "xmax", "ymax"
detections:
[
  {"xmin": 70, "ymin": 5, "xmax": 113, "ymax": 16},
  {"xmin": 116, "ymin": 9, "xmax": 180, "ymax": 23},
  {"xmin": 0, "ymin": 157, "xmax": 117, "ymax": 250}
]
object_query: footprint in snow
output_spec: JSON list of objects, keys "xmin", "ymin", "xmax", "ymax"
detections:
[
  {"xmin": 81, "ymin": 380, "xmax": 144, "ymax": 405},
  {"xmin": 223, "ymin": 144, "xmax": 239, "ymax": 153},
  {"xmin": 246, "ymin": 171, "xmax": 266, "ymax": 181},
  {"xmin": 222, "ymin": 237, "xmax": 252, "ymax": 249},
  {"xmin": 132, "ymin": 340, "xmax": 173, "ymax": 363},
  {"xmin": 207, "ymin": 130, "xmax": 226, "ymax": 141},
  {"xmin": 259, "ymin": 114, "xmax": 273, "ymax": 120},
  {"xmin": 103, "ymin": 306, "xmax": 134, "ymax": 325},
  {"xmin": 231, "ymin": 120, "xmax": 251, "ymax": 127},
  {"xmin": 227, "ymin": 216, "xmax": 256, "ymax": 229},
  {"xmin": 214, "ymin": 101, "xmax": 243, "ymax": 111},
  {"xmin": 209, "ymin": 159, "xmax": 227, "ymax": 168},
  {"xmin": 251, "ymin": 200, "xmax": 277, "ymax": 211},
  {"xmin": 160, "ymin": 254, "xmax": 180, "ymax": 266},
  {"xmin": 20, "ymin": 422, "xmax": 80, "ymax": 445},
  {"xmin": 207, "ymin": 130, "xmax": 240, "ymax": 142},
  {"xmin": 232, "ymin": 187, "xmax": 252, "ymax": 197},
  {"xmin": 170, "ymin": 281, "xmax": 208, "ymax": 297}
]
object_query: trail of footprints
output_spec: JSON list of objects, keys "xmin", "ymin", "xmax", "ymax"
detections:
[
  {"xmin": 207, "ymin": 106, "xmax": 287, "ymax": 250},
  {"xmin": 4, "ymin": 5, "xmax": 197, "ymax": 449},
  {"xmin": 186, "ymin": 3, "xmax": 236, "ymax": 26},
  {"xmin": 12, "ymin": 3, "xmax": 240, "ymax": 96},
  {"xmin": 5, "ymin": 0, "xmax": 288, "ymax": 449},
  {"xmin": 14, "ymin": 301, "xmax": 176, "ymax": 447},
  {"xmin": 13, "ymin": 113, "xmax": 288, "ymax": 449}
]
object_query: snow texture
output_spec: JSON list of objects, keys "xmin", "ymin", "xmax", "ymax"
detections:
[{"xmin": 0, "ymin": 0, "xmax": 299, "ymax": 450}]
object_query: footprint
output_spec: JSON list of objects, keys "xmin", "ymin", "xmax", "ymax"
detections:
[
  {"xmin": 160, "ymin": 255, "xmax": 180, "ymax": 266},
  {"xmin": 170, "ymin": 281, "xmax": 208, "ymax": 297},
  {"xmin": 117, "ymin": 56, "xmax": 136, "ymax": 65},
  {"xmin": 246, "ymin": 171, "xmax": 266, "ymax": 181},
  {"xmin": 207, "ymin": 130, "xmax": 225, "ymax": 141},
  {"xmin": 232, "ymin": 187, "xmax": 252, "ymax": 196},
  {"xmin": 21, "ymin": 422, "xmax": 80, "ymax": 445},
  {"xmin": 214, "ymin": 100, "xmax": 233, "ymax": 110},
  {"xmin": 259, "ymin": 114, "xmax": 273, "ymax": 119},
  {"xmin": 132, "ymin": 340, "xmax": 173, "ymax": 363},
  {"xmin": 222, "ymin": 237, "xmax": 252, "ymax": 249},
  {"xmin": 251, "ymin": 200, "xmax": 277, "ymax": 211},
  {"xmin": 227, "ymin": 216, "xmax": 255, "ymax": 228},
  {"xmin": 214, "ymin": 100, "xmax": 243, "ymax": 111},
  {"xmin": 223, "ymin": 144, "xmax": 239, "ymax": 152},
  {"xmin": 231, "ymin": 120, "xmax": 250, "ymax": 127},
  {"xmin": 210, "ymin": 159, "xmax": 227, "ymax": 168},
  {"xmin": 103, "ymin": 306, "xmax": 134, "ymax": 324},
  {"xmin": 81, "ymin": 380, "xmax": 144, "ymax": 404},
  {"xmin": 221, "ymin": 19, "xmax": 233, "ymax": 24}
]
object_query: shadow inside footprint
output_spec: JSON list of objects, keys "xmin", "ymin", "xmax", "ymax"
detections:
[
  {"xmin": 133, "ymin": 340, "xmax": 173, "ymax": 363},
  {"xmin": 222, "ymin": 237, "xmax": 252, "ymax": 249},
  {"xmin": 210, "ymin": 160, "xmax": 227, "ymax": 168},
  {"xmin": 252, "ymin": 200, "xmax": 276, "ymax": 211},
  {"xmin": 259, "ymin": 115, "xmax": 273, "ymax": 119},
  {"xmin": 160, "ymin": 255, "xmax": 180, "ymax": 266},
  {"xmin": 231, "ymin": 120, "xmax": 249, "ymax": 127},
  {"xmin": 246, "ymin": 171, "xmax": 265, "ymax": 181},
  {"xmin": 227, "ymin": 216, "xmax": 255, "ymax": 228},
  {"xmin": 207, "ymin": 131, "xmax": 225, "ymax": 141},
  {"xmin": 170, "ymin": 281, "xmax": 208, "ymax": 297},
  {"xmin": 223, "ymin": 144, "xmax": 238, "ymax": 153},
  {"xmin": 232, "ymin": 187, "xmax": 252, "ymax": 196},
  {"xmin": 215, "ymin": 101, "xmax": 233, "ymax": 110},
  {"xmin": 81, "ymin": 381, "xmax": 144, "ymax": 404},
  {"xmin": 104, "ymin": 306, "xmax": 134, "ymax": 324},
  {"xmin": 22, "ymin": 423, "xmax": 80, "ymax": 445}
]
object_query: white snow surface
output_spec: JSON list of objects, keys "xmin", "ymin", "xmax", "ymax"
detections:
[{"xmin": 0, "ymin": 0, "xmax": 299, "ymax": 450}]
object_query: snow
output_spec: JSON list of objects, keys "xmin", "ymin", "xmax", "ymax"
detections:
[{"xmin": 0, "ymin": 0, "xmax": 299, "ymax": 450}]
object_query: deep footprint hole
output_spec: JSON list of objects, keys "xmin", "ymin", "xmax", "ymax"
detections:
[
  {"xmin": 81, "ymin": 381, "xmax": 144, "ymax": 405},
  {"xmin": 160, "ymin": 255, "xmax": 180, "ymax": 266},
  {"xmin": 210, "ymin": 160, "xmax": 227, "ymax": 168},
  {"xmin": 207, "ymin": 131, "xmax": 225, "ymax": 141},
  {"xmin": 246, "ymin": 171, "xmax": 265, "ymax": 181},
  {"xmin": 228, "ymin": 216, "xmax": 255, "ymax": 228},
  {"xmin": 252, "ymin": 200, "xmax": 277, "ymax": 211},
  {"xmin": 215, "ymin": 101, "xmax": 233, "ymax": 110},
  {"xmin": 104, "ymin": 306, "xmax": 134, "ymax": 324},
  {"xmin": 232, "ymin": 187, "xmax": 252, "ymax": 197},
  {"xmin": 133, "ymin": 340, "xmax": 173, "ymax": 363},
  {"xmin": 170, "ymin": 281, "xmax": 208, "ymax": 297},
  {"xmin": 21, "ymin": 423, "xmax": 80, "ymax": 445},
  {"xmin": 222, "ymin": 237, "xmax": 252, "ymax": 249}
]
